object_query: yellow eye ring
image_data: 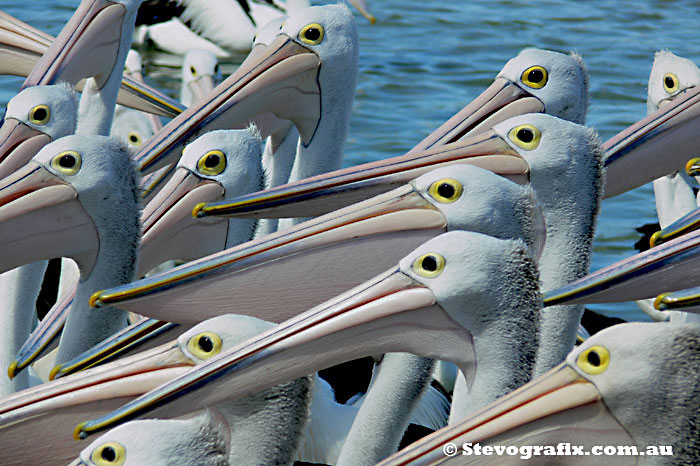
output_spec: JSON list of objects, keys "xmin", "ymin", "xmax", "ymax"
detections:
[
  {"xmin": 197, "ymin": 150, "xmax": 226, "ymax": 176},
  {"xmin": 190, "ymin": 65, "xmax": 198, "ymax": 77},
  {"xmin": 187, "ymin": 332, "xmax": 223, "ymax": 360},
  {"xmin": 91, "ymin": 441, "xmax": 126, "ymax": 466},
  {"xmin": 51, "ymin": 150, "xmax": 82, "ymax": 175},
  {"xmin": 299, "ymin": 23, "xmax": 324, "ymax": 45},
  {"xmin": 412, "ymin": 253, "xmax": 446, "ymax": 279},
  {"xmin": 428, "ymin": 178, "xmax": 463, "ymax": 203},
  {"xmin": 520, "ymin": 65, "xmax": 548, "ymax": 89},
  {"xmin": 28, "ymin": 104, "xmax": 50, "ymax": 125},
  {"xmin": 576, "ymin": 345, "xmax": 610, "ymax": 375},
  {"xmin": 663, "ymin": 73, "xmax": 679, "ymax": 94},
  {"xmin": 508, "ymin": 124, "xmax": 542, "ymax": 151},
  {"xmin": 127, "ymin": 131, "xmax": 142, "ymax": 147}
]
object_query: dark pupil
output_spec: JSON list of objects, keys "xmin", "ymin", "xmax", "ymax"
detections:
[
  {"xmin": 517, "ymin": 129, "xmax": 534, "ymax": 143},
  {"xmin": 33, "ymin": 108, "xmax": 47, "ymax": 121},
  {"xmin": 437, "ymin": 182, "xmax": 455, "ymax": 198},
  {"xmin": 214, "ymin": 65, "xmax": 219, "ymax": 74},
  {"xmin": 59, "ymin": 154, "xmax": 76, "ymax": 168},
  {"xmin": 190, "ymin": 65, "xmax": 196, "ymax": 74},
  {"xmin": 528, "ymin": 69, "xmax": 544, "ymax": 83},
  {"xmin": 205, "ymin": 154, "xmax": 220, "ymax": 168},
  {"xmin": 199, "ymin": 335, "xmax": 214, "ymax": 352},
  {"xmin": 587, "ymin": 350, "xmax": 601, "ymax": 366},
  {"xmin": 101, "ymin": 446, "xmax": 116, "ymax": 462},
  {"xmin": 129, "ymin": 134, "xmax": 139, "ymax": 143},
  {"xmin": 422, "ymin": 255, "xmax": 438, "ymax": 272},
  {"xmin": 665, "ymin": 76, "xmax": 675, "ymax": 88},
  {"xmin": 304, "ymin": 27, "xmax": 321, "ymax": 41}
]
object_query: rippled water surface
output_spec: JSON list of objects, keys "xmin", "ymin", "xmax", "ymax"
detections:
[{"xmin": 3, "ymin": 0, "xmax": 699, "ymax": 321}]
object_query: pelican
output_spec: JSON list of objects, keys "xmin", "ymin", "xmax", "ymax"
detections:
[
  {"xmin": 11, "ymin": 127, "xmax": 265, "ymax": 376},
  {"xmin": 75, "ymin": 230, "xmax": 542, "ymax": 460},
  {"xmin": 196, "ymin": 48, "xmax": 590, "ymax": 219},
  {"xmin": 378, "ymin": 322, "xmax": 700, "ymax": 465},
  {"xmin": 0, "ymin": 135, "xmax": 140, "ymax": 370},
  {"xmin": 646, "ymin": 50, "xmax": 700, "ymax": 229},
  {"xmin": 180, "ymin": 48, "xmax": 222, "ymax": 106}
]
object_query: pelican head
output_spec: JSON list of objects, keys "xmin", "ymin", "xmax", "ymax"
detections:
[
  {"xmin": 136, "ymin": 4, "xmax": 357, "ymax": 173},
  {"xmin": 181, "ymin": 49, "xmax": 222, "ymax": 106},
  {"xmin": 88, "ymin": 163, "xmax": 543, "ymax": 326},
  {"xmin": 138, "ymin": 127, "xmax": 263, "ymax": 275},
  {"xmin": 111, "ymin": 105, "xmax": 154, "ymax": 150},
  {"xmin": 76, "ymin": 230, "xmax": 542, "ymax": 438},
  {"xmin": 603, "ymin": 51, "xmax": 700, "ymax": 198},
  {"xmin": 123, "ymin": 49, "xmax": 144, "ymax": 80},
  {"xmin": 69, "ymin": 410, "xmax": 230, "ymax": 466},
  {"xmin": 647, "ymin": 50, "xmax": 700, "ymax": 113},
  {"xmin": 0, "ymin": 83, "xmax": 78, "ymax": 179},
  {"xmin": 412, "ymin": 48, "xmax": 588, "ymax": 152},
  {"xmin": 379, "ymin": 322, "xmax": 700, "ymax": 465},
  {"xmin": 0, "ymin": 134, "xmax": 139, "ymax": 276}
]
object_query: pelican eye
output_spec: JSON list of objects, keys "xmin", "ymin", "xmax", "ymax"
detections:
[
  {"xmin": 197, "ymin": 150, "xmax": 226, "ymax": 176},
  {"xmin": 91, "ymin": 441, "xmax": 126, "ymax": 466},
  {"xmin": 127, "ymin": 131, "xmax": 142, "ymax": 147},
  {"xmin": 520, "ymin": 65, "xmax": 548, "ymax": 89},
  {"xmin": 299, "ymin": 23, "xmax": 324, "ymax": 45},
  {"xmin": 190, "ymin": 65, "xmax": 197, "ymax": 77},
  {"xmin": 412, "ymin": 253, "xmax": 446, "ymax": 279},
  {"xmin": 29, "ymin": 104, "xmax": 50, "ymax": 125},
  {"xmin": 576, "ymin": 345, "xmax": 610, "ymax": 375},
  {"xmin": 428, "ymin": 178, "xmax": 463, "ymax": 203},
  {"xmin": 51, "ymin": 151, "xmax": 82, "ymax": 175},
  {"xmin": 214, "ymin": 64, "xmax": 220, "ymax": 74},
  {"xmin": 508, "ymin": 124, "xmax": 541, "ymax": 151},
  {"xmin": 187, "ymin": 332, "xmax": 223, "ymax": 360},
  {"xmin": 663, "ymin": 73, "xmax": 679, "ymax": 94}
]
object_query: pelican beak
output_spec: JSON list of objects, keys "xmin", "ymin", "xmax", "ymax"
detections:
[
  {"xmin": 409, "ymin": 78, "xmax": 545, "ymax": 153},
  {"xmin": 195, "ymin": 130, "xmax": 528, "ymax": 219},
  {"xmin": 20, "ymin": 0, "xmax": 129, "ymax": 89},
  {"xmin": 0, "ymin": 341, "xmax": 193, "ymax": 464},
  {"xmin": 0, "ymin": 11, "xmax": 49, "ymax": 76},
  {"xmin": 50, "ymin": 319, "xmax": 183, "ymax": 380},
  {"xmin": 8, "ymin": 291, "xmax": 74, "ymax": 379},
  {"xmin": 187, "ymin": 74, "xmax": 217, "ymax": 104},
  {"xmin": 0, "ymin": 118, "xmax": 51, "ymax": 179},
  {"xmin": 138, "ymin": 167, "xmax": 226, "ymax": 276},
  {"xmin": 378, "ymin": 364, "xmax": 634, "ymax": 465},
  {"xmin": 543, "ymin": 228, "xmax": 700, "ymax": 305},
  {"xmin": 347, "ymin": 0, "xmax": 376, "ymax": 23},
  {"xmin": 603, "ymin": 86, "xmax": 700, "ymax": 198},
  {"xmin": 75, "ymin": 268, "xmax": 476, "ymax": 438},
  {"xmin": 654, "ymin": 286, "xmax": 700, "ymax": 312},
  {"xmin": 649, "ymin": 206, "xmax": 700, "ymax": 247},
  {"xmin": 135, "ymin": 34, "xmax": 322, "ymax": 174},
  {"xmin": 90, "ymin": 184, "xmax": 452, "ymax": 323},
  {"xmin": 0, "ymin": 162, "xmax": 99, "ymax": 274},
  {"xmin": 0, "ymin": 11, "xmax": 184, "ymax": 118}
]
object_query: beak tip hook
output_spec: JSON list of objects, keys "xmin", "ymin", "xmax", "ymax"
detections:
[
  {"xmin": 7, "ymin": 360, "xmax": 17, "ymax": 380},
  {"xmin": 654, "ymin": 292, "xmax": 670, "ymax": 310}
]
